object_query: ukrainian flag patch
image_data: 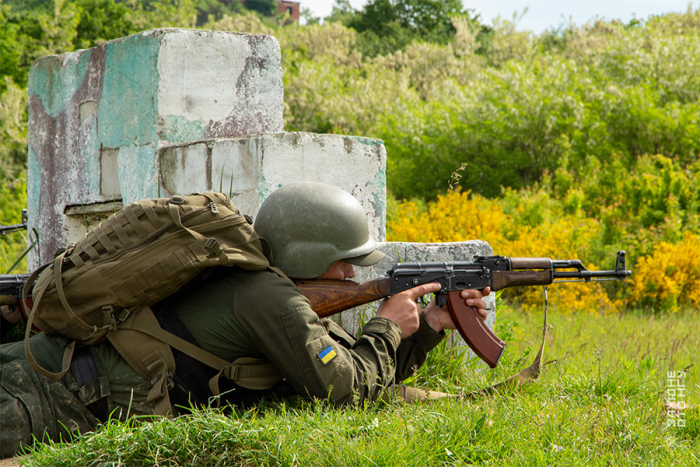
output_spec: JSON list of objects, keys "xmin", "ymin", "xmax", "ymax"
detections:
[{"xmin": 318, "ymin": 345, "xmax": 337, "ymax": 365}]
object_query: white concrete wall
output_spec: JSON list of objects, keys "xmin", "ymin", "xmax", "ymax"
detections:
[
  {"xmin": 157, "ymin": 132, "xmax": 387, "ymax": 241},
  {"xmin": 27, "ymin": 29, "xmax": 283, "ymax": 268}
]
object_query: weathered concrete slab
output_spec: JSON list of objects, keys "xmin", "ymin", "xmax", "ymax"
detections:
[
  {"xmin": 27, "ymin": 29, "xmax": 283, "ymax": 267},
  {"xmin": 335, "ymin": 241, "xmax": 497, "ymax": 359},
  {"xmin": 157, "ymin": 132, "xmax": 387, "ymax": 242}
]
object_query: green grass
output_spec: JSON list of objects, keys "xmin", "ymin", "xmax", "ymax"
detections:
[{"xmin": 20, "ymin": 308, "xmax": 699, "ymax": 466}]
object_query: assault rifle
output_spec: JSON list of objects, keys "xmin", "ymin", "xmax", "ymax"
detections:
[
  {"xmin": 0, "ymin": 273, "xmax": 32, "ymax": 318},
  {"xmin": 1, "ymin": 252, "xmax": 631, "ymax": 369},
  {"xmin": 297, "ymin": 251, "xmax": 631, "ymax": 368},
  {"xmin": 0, "ymin": 209, "xmax": 28, "ymax": 235}
]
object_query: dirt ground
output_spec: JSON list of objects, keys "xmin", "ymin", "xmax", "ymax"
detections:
[{"xmin": 0, "ymin": 456, "xmax": 24, "ymax": 467}]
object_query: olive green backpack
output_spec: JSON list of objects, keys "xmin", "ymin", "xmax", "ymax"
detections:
[{"xmin": 23, "ymin": 193, "xmax": 283, "ymax": 415}]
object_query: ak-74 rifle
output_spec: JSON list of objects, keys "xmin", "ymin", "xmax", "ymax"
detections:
[
  {"xmin": 296, "ymin": 251, "xmax": 632, "ymax": 368},
  {"xmin": 1, "ymin": 210, "xmax": 32, "ymax": 317},
  {"xmin": 1, "ymin": 251, "xmax": 631, "ymax": 369},
  {"xmin": 0, "ymin": 273, "xmax": 32, "ymax": 325},
  {"xmin": 0, "ymin": 209, "xmax": 28, "ymax": 236}
]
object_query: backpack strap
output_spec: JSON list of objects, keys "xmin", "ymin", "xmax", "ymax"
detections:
[
  {"xmin": 151, "ymin": 303, "xmax": 219, "ymax": 410},
  {"xmin": 151, "ymin": 293, "xmax": 284, "ymax": 410},
  {"xmin": 111, "ymin": 304, "xmax": 283, "ymax": 414},
  {"xmin": 52, "ymin": 251, "xmax": 100, "ymax": 336},
  {"xmin": 166, "ymin": 198, "xmax": 233, "ymax": 266},
  {"xmin": 208, "ymin": 357, "xmax": 283, "ymax": 400},
  {"xmin": 23, "ymin": 257, "xmax": 76, "ymax": 380},
  {"xmin": 151, "ymin": 269, "xmax": 286, "ymax": 408},
  {"xmin": 107, "ymin": 306, "xmax": 177, "ymax": 416},
  {"xmin": 125, "ymin": 307, "xmax": 231, "ymax": 370},
  {"xmin": 131, "ymin": 316, "xmax": 284, "ymax": 396}
]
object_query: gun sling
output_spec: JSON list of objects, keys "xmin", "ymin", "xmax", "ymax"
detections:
[{"xmin": 150, "ymin": 298, "xmax": 296, "ymax": 412}]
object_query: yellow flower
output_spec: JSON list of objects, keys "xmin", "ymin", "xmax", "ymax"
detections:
[{"xmin": 630, "ymin": 232, "xmax": 700, "ymax": 312}]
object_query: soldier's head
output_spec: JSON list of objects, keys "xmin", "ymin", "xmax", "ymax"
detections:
[{"xmin": 254, "ymin": 182, "xmax": 384, "ymax": 279}]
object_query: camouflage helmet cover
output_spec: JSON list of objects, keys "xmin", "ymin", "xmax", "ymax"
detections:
[{"xmin": 254, "ymin": 182, "xmax": 384, "ymax": 278}]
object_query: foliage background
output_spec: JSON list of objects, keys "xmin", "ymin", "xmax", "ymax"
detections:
[
  {"xmin": 1, "ymin": 0, "xmax": 699, "ymax": 313},
  {"xmin": 1, "ymin": 5, "xmax": 696, "ymax": 464}
]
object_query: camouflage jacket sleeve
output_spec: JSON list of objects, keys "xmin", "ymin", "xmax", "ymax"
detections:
[
  {"xmin": 228, "ymin": 270, "xmax": 443, "ymax": 405},
  {"xmin": 394, "ymin": 315, "xmax": 446, "ymax": 382}
]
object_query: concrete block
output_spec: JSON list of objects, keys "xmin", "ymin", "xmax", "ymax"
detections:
[
  {"xmin": 157, "ymin": 132, "xmax": 388, "ymax": 242},
  {"xmin": 334, "ymin": 240, "xmax": 497, "ymax": 360},
  {"xmin": 27, "ymin": 29, "xmax": 283, "ymax": 267}
]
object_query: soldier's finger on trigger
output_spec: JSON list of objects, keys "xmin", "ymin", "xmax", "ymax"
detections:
[{"xmin": 407, "ymin": 282, "xmax": 441, "ymax": 301}]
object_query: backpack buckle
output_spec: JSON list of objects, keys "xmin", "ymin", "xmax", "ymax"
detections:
[
  {"xmin": 102, "ymin": 306, "xmax": 130, "ymax": 329},
  {"xmin": 205, "ymin": 237, "xmax": 221, "ymax": 255},
  {"xmin": 115, "ymin": 308, "xmax": 131, "ymax": 323},
  {"xmin": 170, "ymin": 195, "xmax": 184, "ymax": 205},
  {"xmin": 208, "ymin": 202, "xmax": 219, "ymax": 214},
  {"xmin": 102, "ymin": 305, "xmax": 117, "ymax": 328}
]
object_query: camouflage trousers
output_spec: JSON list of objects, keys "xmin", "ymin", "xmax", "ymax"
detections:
[{"xmin": 0, "ymin": 336, "xmax": 107, "ymax": 458}]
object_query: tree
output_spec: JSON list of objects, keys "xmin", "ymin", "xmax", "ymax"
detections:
[
  {"xmin": 194, "ymin": 0, "xmax": 243, "ymax": 27},
  {"xmin": 2, "ymin": 0, "xmax": 51, "ymax": 14},
  {"xmin": 0, "ymin": 6, "xmax": 22, "ymax": 89},
  {"xmin": 393, "ymin": 0, "xmax": 465, "ymax": 37},
  {"xmin": 325, "ymin": 0, "xmax": 354, "ymax": 25},
  {"xmin": 346, "ymin": 0, "xmax": 481, "ymax": 56},
  {"xmin": 243, "ymin": 0, "xmax": 276, "ymax": 17},
  {"xmin": 14, "ymin": 0, "xmax": 80, "ymax": 75},
  {"xmin": 74, "ymin": 0, "xmax": 135, "ymax": 49},
  {"xmin": 348, "ymin": 0, "xmax": 397, "ymax": 34}
]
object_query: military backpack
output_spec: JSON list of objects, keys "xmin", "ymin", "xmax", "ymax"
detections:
[{"xmin": 23, "ymin": 193, "xmax": 283, "ymax": 415}]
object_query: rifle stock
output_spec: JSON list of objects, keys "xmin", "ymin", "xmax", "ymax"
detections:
[{"xmin": 295, "ymin": 278, "xmax": 392, "ymax": 318}]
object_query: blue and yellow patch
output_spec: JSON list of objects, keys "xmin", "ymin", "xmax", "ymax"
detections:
[{"xmin": 318, "ymin": 345, "xmax": 337, "ymax": 365}]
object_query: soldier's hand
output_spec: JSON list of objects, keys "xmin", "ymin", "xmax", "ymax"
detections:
[
  {"xmin": 376, "ymin": 283, "xmax": 442, "ymax": 338},
  {"xmin": 423, "ymin": 287, "xmax": 490, "ymax": 333}
]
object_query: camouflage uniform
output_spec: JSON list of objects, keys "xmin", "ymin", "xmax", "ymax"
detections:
[
  {"xmin": 0, "ymin": 266, "xmax": 444, "ymax": 457},
  {"xmin": 0, "ymin": 334, "xmax": 153, "ymax": 457}
]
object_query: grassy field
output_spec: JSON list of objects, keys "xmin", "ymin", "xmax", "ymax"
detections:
[{"xmin": 20, "ymin": 306, "xmax": 699, "ymax": 466}]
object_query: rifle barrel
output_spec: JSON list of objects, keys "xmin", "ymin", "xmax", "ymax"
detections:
[
  {"xmin": 553, "ymin": 269, "xmax": 631, "ymax": 280},
  {"xmin": 0, "ymin": 223, "xmax": 27, "ymax": 235}
]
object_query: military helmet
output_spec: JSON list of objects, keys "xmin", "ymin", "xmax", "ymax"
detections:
[{"xmin": 254, "ymin": 182, "xmax": 384, "ymax": 278}]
